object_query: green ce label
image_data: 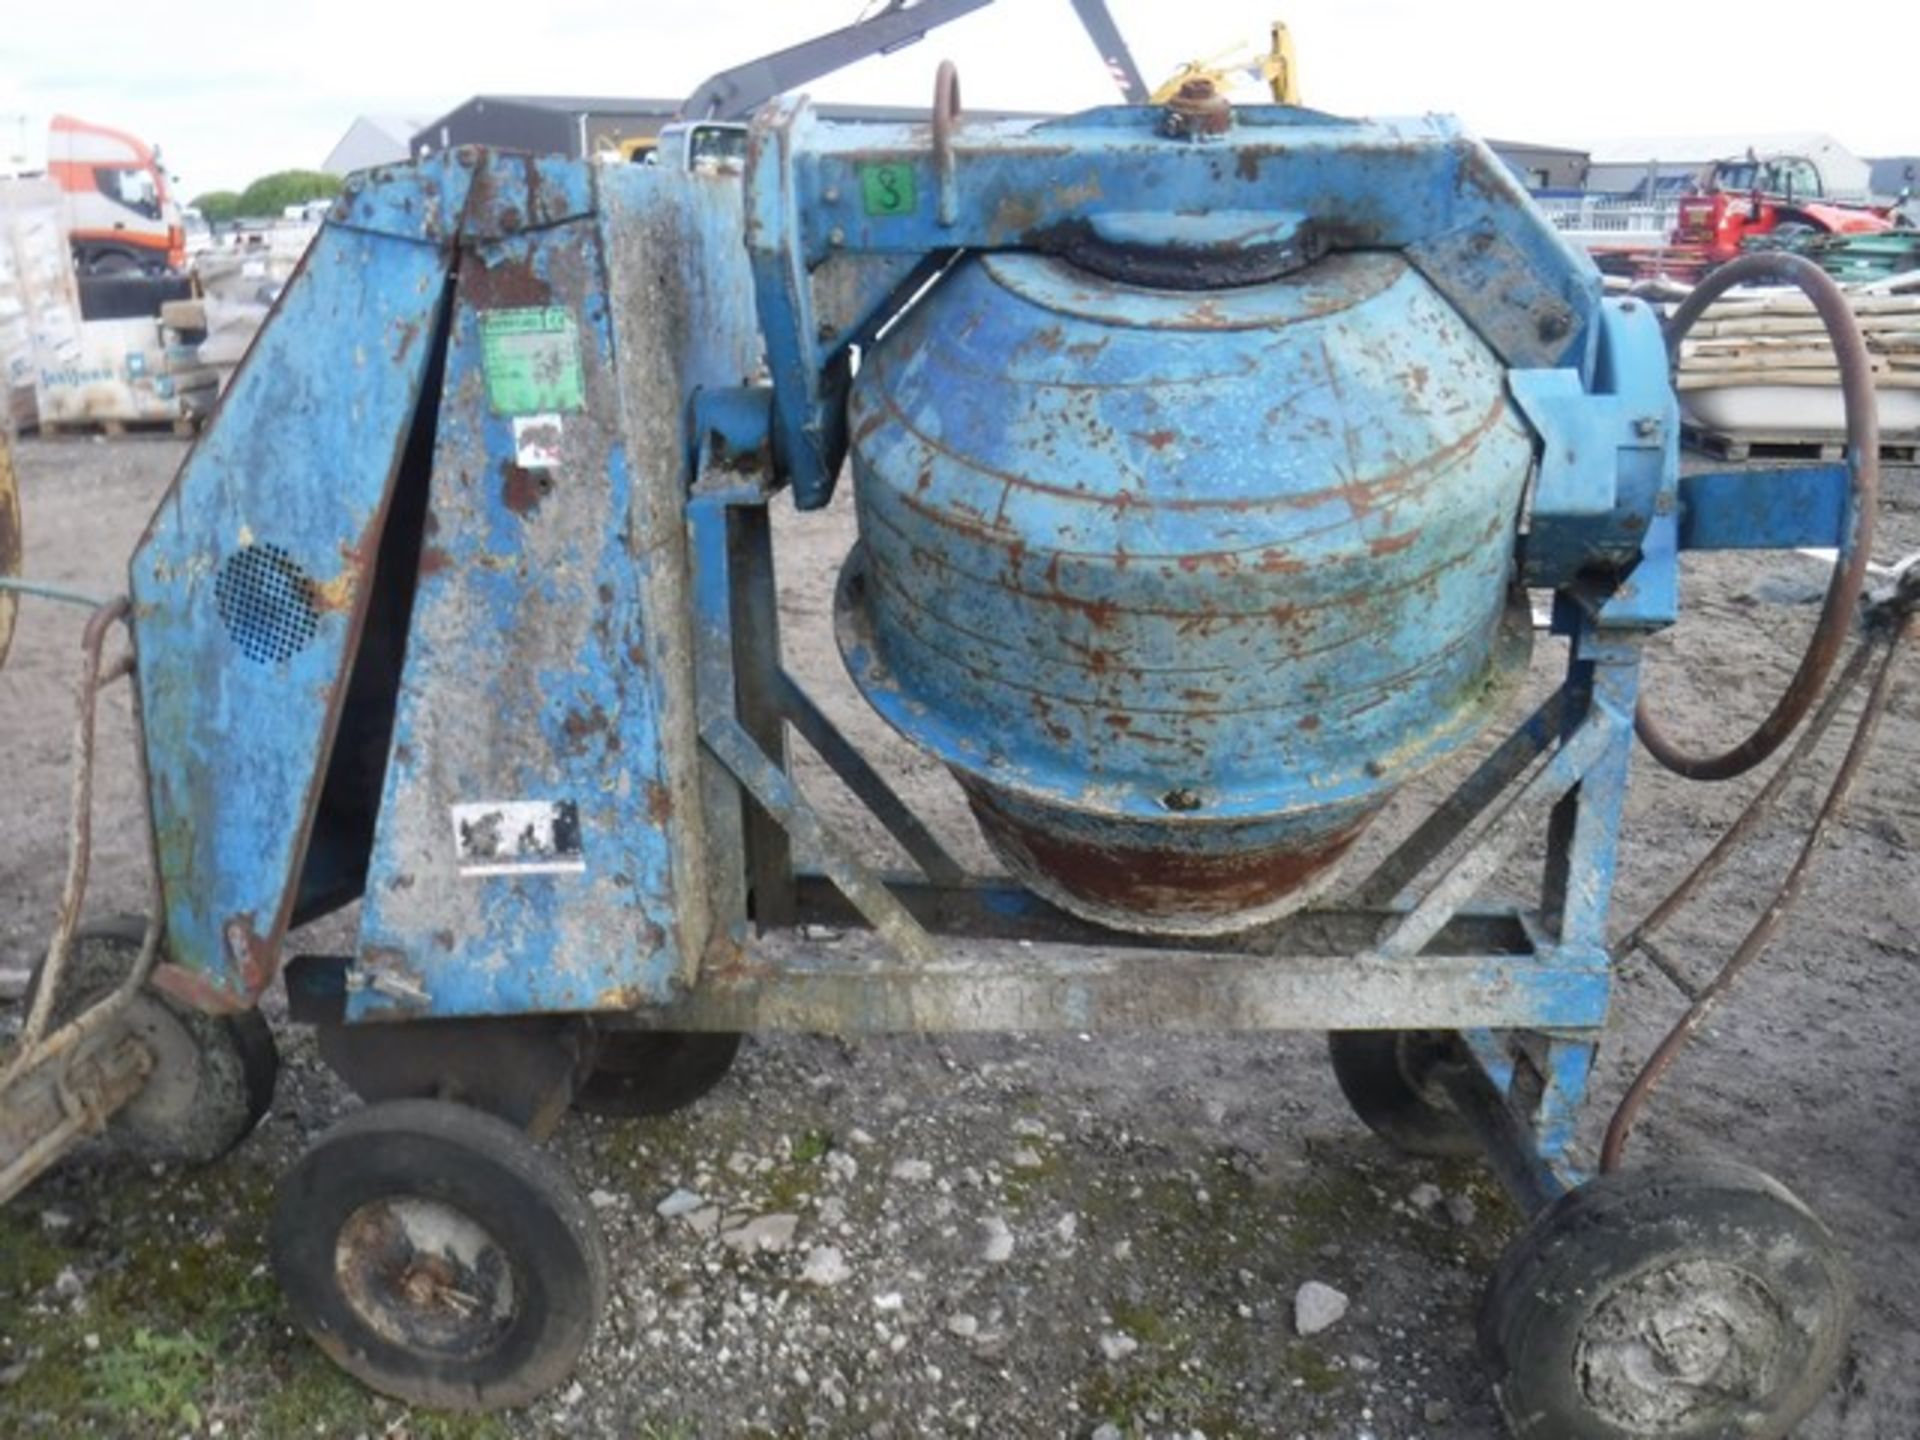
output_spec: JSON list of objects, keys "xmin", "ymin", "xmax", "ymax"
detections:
[{"xmin": 860, "ymin": 163, "xmax": 918, "ymax": 217}]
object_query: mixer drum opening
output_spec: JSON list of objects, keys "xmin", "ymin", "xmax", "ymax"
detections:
[{"xmin": 834, "ymin": 247, "xmax": 1536, "ymax": 936}]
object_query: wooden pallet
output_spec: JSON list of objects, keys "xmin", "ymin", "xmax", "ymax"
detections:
[
  {"xmin": 1681, "ymin": 424, "xmax": 1919, "ymax": 466},
  {"xmin": 23, "ymin": 414, "xmax": 198, "ymax": 439}
]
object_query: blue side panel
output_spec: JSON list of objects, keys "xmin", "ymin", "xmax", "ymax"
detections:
[
  {"xmin": 1679, "ymin": 465, "xmax": 1850, "ymax": 551},
  {"xmin": 129, "ymin": 223, "xmax": 452, "ymax": 1001},
  {"xmin": 354, "ymin": 213, "xmax": 675, "ymax": 1019},
  {"xmin": 350, "ymin": 162, "xmax": 762, "ymax": 1022}
]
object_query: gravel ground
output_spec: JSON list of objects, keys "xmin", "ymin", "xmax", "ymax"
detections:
[{"xmin": 0, "ymin": 433, "xmax": 1916, "ymax": 1440}]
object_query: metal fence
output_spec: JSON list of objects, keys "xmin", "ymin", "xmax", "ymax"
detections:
[{"xmin": 1534, "ymin": 195, "xmax": 1678, "ymax": 247}]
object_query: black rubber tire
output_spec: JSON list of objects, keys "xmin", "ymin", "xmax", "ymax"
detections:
[
  {"xmin": 270, "ymin": 1098, "xmax": 607, "ymax": 1411},
  {"xmin": 1481, "ymin": 1160, "xmax": 1853, "ymax": 1440},
  {"xmin": 29, "ymin": 916, "xmax": 277, "ymax": 1163},
  {"xmin": 1326, "ymin": 1030, "xmax": 1478, "ymax": 1159},
  {"xmin": 572, "ymin": 1030, "xmax": 743, "ymax": 1118}
]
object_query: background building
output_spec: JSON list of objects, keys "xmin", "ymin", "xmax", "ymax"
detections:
[
  {"xmin": 322, "ymin": 116, "xmax": 426, "ymax": 177},
  {"xmin": 1580, "ymin": 132, "xmax": 1872, "ymax": 198}
]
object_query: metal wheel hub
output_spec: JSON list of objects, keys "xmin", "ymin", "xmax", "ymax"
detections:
[
  {"xmin": 335, "ymin": 1196, "xmax": 517, "ymax": 1357},
  {"xmin": 1575, "ymin": 1259, "xmax": 1786, "ymax": 1432}
]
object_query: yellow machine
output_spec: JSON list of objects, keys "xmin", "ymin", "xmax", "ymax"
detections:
[{"xmin": 1151, "ymin": 20, "xmax": 1299, "ymax": 105}]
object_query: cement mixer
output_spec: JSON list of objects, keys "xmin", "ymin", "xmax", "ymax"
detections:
[{"xmin": 3, "ymin": 75, "xmax": 1913, "ymax": 1438}]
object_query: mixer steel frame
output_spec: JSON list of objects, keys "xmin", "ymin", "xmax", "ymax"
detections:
[{"xmin": 672, "ymin": 470, "xmax": 1637, "ymax": 1205}]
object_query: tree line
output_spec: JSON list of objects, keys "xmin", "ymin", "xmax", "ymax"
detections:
[{"xmin": 190, "ymin": 170, "xmax": 342, "ymax": 224}]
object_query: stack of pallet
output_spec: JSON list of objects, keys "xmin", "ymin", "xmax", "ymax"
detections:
[
  {"xmin": 159, "ymin": 237, "xmax": 305, "ymax": 418},
  {"xmin": 1676, "ymin": 278, "xmax": 1920, "ymax": 459},
  {"xmin": 0, "ymin": 178, "xmax": 84, "ymax": 434}
]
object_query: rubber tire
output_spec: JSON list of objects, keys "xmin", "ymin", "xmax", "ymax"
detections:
[
  {"xmin": 1481, "ymin": 1160, "xmax": 1853, "ymax": 1440},
  {"xmin": 1327, "ymin": 1030, "xmax": 1478, "ymax": 1159},
  {"xmin": 29, "ymin": 916, "xmax": 277, "ymax": 1163},
  {"xmin": 571, "ymin": 1031, "xmax": 743, "ymax": 1118},
  {"xmin": 270, "ymin": 1098, "xmax": 608, "ymax": 1411}
]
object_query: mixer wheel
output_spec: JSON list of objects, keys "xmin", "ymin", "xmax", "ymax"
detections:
[
  {"xmin": 271, "ymin": 1098, "xmax": 607, "ymax": 1411},
  {"xmin": 28, "ymin": 916, "xmax": 278, "ymax": 1164},
  {"xmin": 572, "ymin": 1030, "xmax": 743, "ymax": 1117},
  {"xmin": 1480, "ymin": 1160, "xmax": 1851, "ymax": 1440},
  {"xmin": 1326, "ymin": 1030, "xmax": 1478, "ymax": 1159}
]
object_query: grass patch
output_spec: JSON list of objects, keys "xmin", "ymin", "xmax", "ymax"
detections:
[
  {"xmin": 1079, "ymin": 1355, "xmax": 1244, "ymax": 1438},
  {"xmin": 791, "ymin": 1128, "xmax": 833, "ymax": 1165},
  {"xmin": 84, "ymin": 1328, "xmax": 216, "ymax": 1429}
]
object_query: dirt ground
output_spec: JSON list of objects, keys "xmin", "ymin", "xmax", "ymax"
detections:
[{"xmin": 1, "ymin": 432, "xmax": 1916, "ymax": 1440}]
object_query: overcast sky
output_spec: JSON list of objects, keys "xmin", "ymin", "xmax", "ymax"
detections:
[{"xmin": 2, "ymin": 0, "xmax": 1913, "ymax": 195}]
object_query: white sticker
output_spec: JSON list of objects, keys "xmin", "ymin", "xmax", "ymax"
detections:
[
  {"xmin": 451, "ymin": 799, "xmax": 584, "ymax": 877},
  {"xmin": 512, "ymin": 413, "xmax": 564, "ymax": 469}
]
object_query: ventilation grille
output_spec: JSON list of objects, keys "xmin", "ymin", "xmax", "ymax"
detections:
[{"xmin": 215, "ymin": 543, "xmax": 320, "ymax": 664}]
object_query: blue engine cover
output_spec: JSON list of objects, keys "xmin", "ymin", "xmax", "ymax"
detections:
[{"xmin": 837, "ymin": 249, "xmax": 1535, "ymax": 934}]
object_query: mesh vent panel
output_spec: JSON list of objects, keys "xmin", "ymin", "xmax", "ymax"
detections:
[{"xmin": 215, "ymin": 543, "xmax": 320, "ymax": 664}]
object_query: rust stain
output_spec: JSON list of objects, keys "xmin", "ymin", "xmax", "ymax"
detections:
[
  {"xmin": 989, "ymin": 192, "xmax": 1043, "ymax": 243},
  {"xmin": 646, "ymin": 781, "xmax": 675, "ymax": 825},
  {"xmin": 393, "ymin": 319, "xmax": 421, "ymax": 365},
  {"xmin": 502, "ymin": 463, "xmax": 553, "ymax": 515},
  {"xmin": 418, "ymin": 545, "xmax": 452, "ymax": 576},
  {"xmin": 969, "ymin": 788, "xmax": 1380, "ymax": 924},
  {"xmin": 222, "ymin": 915, "xmax": 276, "ymax": 997},
  {"xmin": 1134, "ymin": 429, "xmax": 1177, "ymax": 452},
  {"xmin": 1256, "ymin": 549, "xmax": 1306, "ymax": 574},
  {"xmin": 462, "ymin": 254, "xmax": 551, "ymax": 309},
  {"xmin": 561, "ymin": 704, "xmax": 619, "ymax": 755},
  {"xmin": 1236, "ymin": 150, "xmax": 1261, "ymax": 182},
  {"xmin": 150, "ymin": 961, "xmax": 251, "ymax": 1015},
  {"xmin": 1368, "ymin": 530, "xmax": 1421, "ymax": 558},
  {"xmin": 1025, "ymin": 325, "xmax": 1066, "ymax": 356}
]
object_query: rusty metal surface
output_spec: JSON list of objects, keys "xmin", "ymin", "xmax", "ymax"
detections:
[
  {"xmin": 334, "ymin": 1195, "xmax": 517, "ymax": 1357},
  {"xmin": 649, "ymin": 926, "xmax": 1609, "ymax": 1035},
  {"xmin": 349, "ymin": 159, "xmax": 763, "ymax": 1021},
  {"xmin": 0, "ymin": 609, "xmax": 167, "ymax": 1198},
  {"xmin": 128, "ymin": 221, "xmax": 454, "ymax": 1004},
  {"xmin": 1161, "ymin": 78, "xmax": 1233, "ymax": 139},
  {"xmin": 837, "ymin": 248, "xmax": 1535, "ymax": 935},
  {"xmin": 3, "ymin": 603, "xmax": 164, "ymax": 1082},
  {"xmin": 699, "ymin": 710, "xmax": 937, "ymax": 967}
]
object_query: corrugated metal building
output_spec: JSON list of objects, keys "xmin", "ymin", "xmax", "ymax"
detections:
[{"xmin": 412, "ymin": 97, "xmax": 674, "ymax": 163}]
